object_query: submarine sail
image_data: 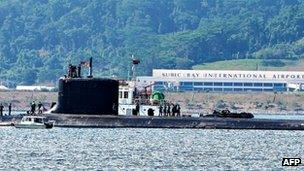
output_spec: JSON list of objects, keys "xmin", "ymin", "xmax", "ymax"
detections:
[{"xmin": 53, "ymin": 78, "xmax": 118, "ymax": 115}]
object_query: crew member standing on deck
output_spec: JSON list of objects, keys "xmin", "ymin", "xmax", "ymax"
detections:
[
  {"xmin": 167, "ymin": 103, "xmax": 171, "ymax": 116},
  {"xmin": 163, "ymin": 103, "xmax": 167, "ymax": 116},
  {"xmin": 176, "ymin": 104, "xmax": 181, "ymax": 117},
  {"xmin": 0, "ymin": 103, "xmax": 3, "ymax": 116},
  {"xmin": 171, "ymin": 103, "xmax": 175, "ymax": 117},
  {"xmin": 135, "ymin": 102, "xmax": 140, "ymax": 116},
  {"xmin": 8, "ymin": 103, "xmax": 12, "ymax": 116},
  {"xmin": 38, "ymin": 102, "xmax": 43, "ymax": 114},
  {"xmin": 172, "ymin": 104, "xmax": 177, "ymax": 117},
  {"xmin": 159, "ymin": 104, "xmax": 163, "ymax": 116},
  {"xmin": 30, "ymin": 101, "xmax": 36, "ymax": 115}
]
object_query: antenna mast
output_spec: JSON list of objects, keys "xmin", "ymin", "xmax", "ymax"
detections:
[{"xmin": 130, "ymin": 55, "xmax": 140, "ymax": 81}]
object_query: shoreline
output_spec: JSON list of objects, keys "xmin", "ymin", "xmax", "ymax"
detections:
[
  {"xmin": 1, "ymin": 91, "xmax": 304, "ymax": 115},
  {"xmin": 164, "ymin": 92, "xmax": 304, "ymax": 115}
]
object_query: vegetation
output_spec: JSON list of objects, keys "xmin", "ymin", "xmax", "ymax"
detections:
[
  {"xmin": 193, "ymin": 59, "xmax": 263, "ymax": 70},
  {"xmin": 193, "ymin": 59, "xmax": 304, "ymax": 71},
  {"xmin": 1, "ymin": 0, "xmax": 304, "ymax": 86}
]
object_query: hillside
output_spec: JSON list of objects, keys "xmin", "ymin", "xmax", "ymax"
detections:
[
  {"xmin": 193, "ymin": 59, "xmax": 304, "ymax": 71},
  {"xmin": 1, "ymin": 0, "xmax": 304, "ymax": 86}
]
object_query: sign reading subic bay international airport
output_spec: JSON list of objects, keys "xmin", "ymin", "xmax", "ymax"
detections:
[
  {"xmin": 137, "ymin": 69, "xmax": 304, "ymax": 92},
  {"xmin": 153, "ymin": 69, "xmax": 304, "ymax": 81}
]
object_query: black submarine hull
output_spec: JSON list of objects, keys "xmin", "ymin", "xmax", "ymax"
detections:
[{"xmin": 45, "ymin": 114, "xmax": 304, "ymax": 130}]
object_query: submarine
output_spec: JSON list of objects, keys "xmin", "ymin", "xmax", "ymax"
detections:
[
  {"xmin": 41, "ymin": 58, "xmax": 304, "ymax": 130},
  {"xmin": 2, "ymin": 58, "xmax": 304, "ymax": 130}
]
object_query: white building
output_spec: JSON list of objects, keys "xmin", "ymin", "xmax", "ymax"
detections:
[
  {"xmin": 137, "ymin": 69, "xmax": 304, "ymax": 92},
  {"xmin": 0, "ymin": 85, "xmax": 9, "ymax": 90},
  {"xmin": 16, "ymin": 85, "xmax": 56, "ymax": 91}
]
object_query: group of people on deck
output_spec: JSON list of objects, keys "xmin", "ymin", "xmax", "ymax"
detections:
[
  {"xmin": 0, "ymin": 103, "xmax": 12, "ymax": 116},
  {"xmin": 28, "ymin": 101, "xmax": 45, "ymax": 115},
  {"xmin": 0, "ymin": 101, "xmax": 50, "ymax": 117},
  {"xmin": 159, "ymin": 102, "xmax": 181, "ymax": 117}
]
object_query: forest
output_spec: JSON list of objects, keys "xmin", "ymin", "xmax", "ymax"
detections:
[{"xmin": 0, "ymin": 0, "xmax": 304, "ymax": 86}]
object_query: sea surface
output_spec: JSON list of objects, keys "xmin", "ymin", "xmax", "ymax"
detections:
[
  {"xmin": 0, "ymin": 126, "xmax": 303, "ymax": 170},
  {"xmin": 255, "ymin": 114, "xmax": 304, "ymax": 120}
]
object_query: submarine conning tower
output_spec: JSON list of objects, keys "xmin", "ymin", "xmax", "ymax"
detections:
[{"xmin": 53, "ymin": 77, "xmax": 119, "ymax": 115}]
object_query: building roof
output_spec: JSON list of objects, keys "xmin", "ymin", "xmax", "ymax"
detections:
[
  {"xmin": 0, "ymin": 85, "xmax": 9, "ymax": 90},
  {"xmin": 16, "ymin": 85, "xmax": 55, "ymax": 91},
  {"xmin": 137, "ymin": 76, "xmax": 301, "ymax": 83}
]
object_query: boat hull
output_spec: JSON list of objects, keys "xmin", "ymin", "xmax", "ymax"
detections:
[
  {"xmin": 45, "ymin": 114, "xmax": 304, "ymax": 130},
  {"xmin": 14, "ymin": 124, "xmax": 47, "ymax": 129},
  {"xmin": 14, "ymin": 122, "xmax": 54, "ymax": 129}
]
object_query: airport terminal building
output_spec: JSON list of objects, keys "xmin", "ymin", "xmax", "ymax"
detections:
[{"xmin": 137, "ymin": 69, "xmax": 304, "ymax": 92}]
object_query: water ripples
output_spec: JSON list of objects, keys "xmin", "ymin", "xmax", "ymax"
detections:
[{"xmin": 0, "ymin": 128, "xmax": 303, "ymax": 170}]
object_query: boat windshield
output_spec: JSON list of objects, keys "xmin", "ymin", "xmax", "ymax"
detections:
[
  {"xmin": 34, "ymin": 118, "xmax": 44, "ymax": 123},
  {"xmin": 22, "ymin": 117, "xmax": 32, "ymax": 122}
]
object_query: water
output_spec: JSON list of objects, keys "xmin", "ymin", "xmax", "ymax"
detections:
[
  {"xmin": 0, "ymin": 128, "xmax": 303, "ymax": 170},
  {"xmin": 255, "ymin": 114, "xmax": 304, "ymax": 120}
]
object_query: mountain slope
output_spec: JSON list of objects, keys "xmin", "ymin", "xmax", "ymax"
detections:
[{"xmin": 0, "ymin": 0, "xmax": 304, "ymax": 86}]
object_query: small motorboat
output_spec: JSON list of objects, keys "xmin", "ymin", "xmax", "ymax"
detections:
[{"xmin": 14, "ymin": 116, "xmax": 54, "ymax": 129}]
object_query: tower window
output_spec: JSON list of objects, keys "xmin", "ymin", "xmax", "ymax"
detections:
[{"xmin": 124, "ymin": 92, "xmax": 129, "ymax": 98}]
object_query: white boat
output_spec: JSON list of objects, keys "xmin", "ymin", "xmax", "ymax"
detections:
[{"xmin": 14, "ymin": 116, "xmax": 54, "ymax": 129}]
